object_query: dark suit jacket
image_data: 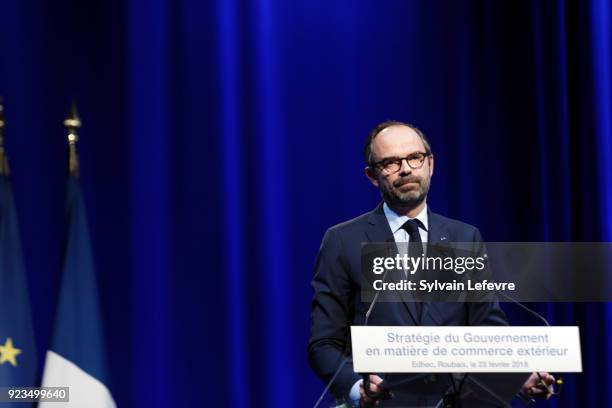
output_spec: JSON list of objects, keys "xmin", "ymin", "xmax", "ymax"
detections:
[{"xmin": 308, "ymin": 203, "xmax": 508, "ymax": 401}]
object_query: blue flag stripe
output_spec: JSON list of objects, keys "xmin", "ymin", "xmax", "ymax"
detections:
[
  {"xmin": 0, "ymin": 176, "xmax": 36, "ymax": 389},
  {"xmin": 48, "ymin": 177, "xmax": 109, "ymax": 386}
]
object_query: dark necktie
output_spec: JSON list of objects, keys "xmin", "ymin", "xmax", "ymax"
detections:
[
  {"xmin": 401, "ymin": 219, "xmax": 424, "ymax": 322},
  {"xmin": 402, "ymin": 219, "xmax": 424, "ymax": 259}
]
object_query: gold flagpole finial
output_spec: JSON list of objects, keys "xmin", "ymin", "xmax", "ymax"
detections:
[
  {"xmin": 0, "ymin": 97, "xmax": 10, "ymax": 176},
  {"xmin": 64, "ymin": 101, "xmax": 81, "ymax": 177}
]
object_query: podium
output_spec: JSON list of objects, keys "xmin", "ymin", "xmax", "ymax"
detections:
[
  {"xmin": 351, "ymin": 326, "xmax": 581, "ymax": 408},
  {"xmin": 360, "ymin": 372, "xmax": 528, "ymax": 407}
]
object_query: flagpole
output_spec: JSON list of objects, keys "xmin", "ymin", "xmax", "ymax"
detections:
[
  {"xmin": 40, "ymin": 101, "xmax": 116, "ymax": 408},
  {"xmin": 64, "ymin": 101, "xmax": 81, "ymax": 178},
  {"xmin": 0, "ymin": 97, "xmax": 9, "ymax": 176}
]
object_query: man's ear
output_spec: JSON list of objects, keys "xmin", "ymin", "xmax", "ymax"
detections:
[
  {"xmin": 428, "ymin": 155, "xmax": 434, "ymax": 177},
  {"xmin": 365, "ymin": 166, "xmax": 379, "ymax": 187}
]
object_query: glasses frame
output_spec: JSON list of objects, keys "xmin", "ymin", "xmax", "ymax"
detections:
[{"xmin": 370, "ymin": 152, "xmax": 431, "ymax": 174}]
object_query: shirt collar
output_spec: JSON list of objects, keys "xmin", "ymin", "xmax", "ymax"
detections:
[{"xmin": 383, "ymin": 202, "xmax": 429, "ymax": 234}]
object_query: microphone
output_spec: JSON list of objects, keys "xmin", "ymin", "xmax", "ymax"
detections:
[
  {"xmin": 494, "ymin": 291, "xmax": 564, "ymax": 403},
  {"xmin": 362, "ymin": 239, "xmax": 396, "ymax": 400},
  {"xmin": 313, "ymin": 239, "xmax": 395, "ymax": 408},
  {"xmin": 495, "ymin": 291, "xmax": 550, "ymax": 326}
]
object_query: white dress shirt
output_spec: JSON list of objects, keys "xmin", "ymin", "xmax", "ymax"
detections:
[{"xmin": 383, "ymin": 202, "xmax": 429, "ymax": 244}]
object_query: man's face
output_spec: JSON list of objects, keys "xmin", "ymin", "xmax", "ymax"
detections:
[{"xmin": 365, "ymin": 125, "xmax": 434, "ymax": 209}]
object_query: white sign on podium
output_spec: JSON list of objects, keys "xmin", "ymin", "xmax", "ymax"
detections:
[{"xmin": 351, "ymin": 326, "xmax": 582, "ymax": 373}]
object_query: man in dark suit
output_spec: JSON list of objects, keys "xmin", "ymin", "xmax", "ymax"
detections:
[{"xmin": 308, "ymin": 121, "xmax": 554, "ymax": 407}]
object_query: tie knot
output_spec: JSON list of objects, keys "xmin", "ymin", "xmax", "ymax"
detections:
[{"xmin": 401, "ymin": 219, "xmax": 422, "ymax": 234}]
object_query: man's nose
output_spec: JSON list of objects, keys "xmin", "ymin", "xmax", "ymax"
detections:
[{"xmin": 398, "ymin": 158, "xmax": 412, "ymax": 175}]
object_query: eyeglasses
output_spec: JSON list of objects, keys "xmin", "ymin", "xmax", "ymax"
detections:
[{"xmin": 371, "ymin": 152, "xmax": 430, "ymax": 174}]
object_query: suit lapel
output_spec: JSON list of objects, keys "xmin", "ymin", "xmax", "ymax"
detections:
[
  {"xmin": 421, "ymin": 210, "xmax": 449, "ymax": 325},
  {"xmin": 365, "ymin": 203, "xmax": 420, "ymax": 325},
  {"xmin": 364, "ymin": 203, "xmax": 394, "ymax": 242}
]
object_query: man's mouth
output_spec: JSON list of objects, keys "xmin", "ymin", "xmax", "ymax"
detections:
[{"xmin": 395, "ymin": 179, "xmax": 419, "ymax": 188}]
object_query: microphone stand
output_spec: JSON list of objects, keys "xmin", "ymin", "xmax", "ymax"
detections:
[
  {"xmin": 443, "ymin": 291, "xmax": 556, "ymax": 407},
  {"xmin": 313, "ymin": 240, "xmax": 395, "ymax": 408}
]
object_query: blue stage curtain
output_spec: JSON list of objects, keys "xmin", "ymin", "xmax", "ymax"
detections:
[{"xmin": 0, "ymin": 0, "xmax": 610, "ymax": 406}]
